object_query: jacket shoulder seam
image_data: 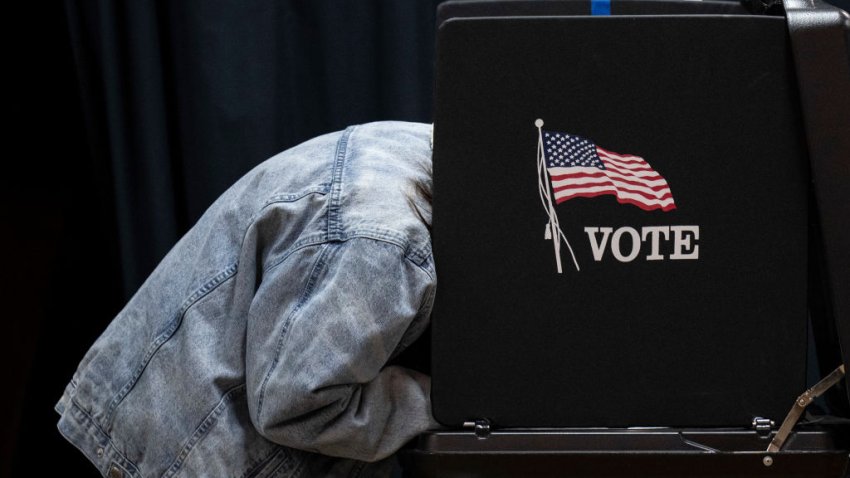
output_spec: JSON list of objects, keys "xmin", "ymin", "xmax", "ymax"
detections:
[
  {"xmin": 327, "ymin": 126, "xmax": 356, "ymax": 241},
  {"xmin": 263, "ymin": 233, "xmax": 433, "ymax": 281},
  {"xmin": 335, "ymin": 232, "xmax": 434, "ymax": 279}
]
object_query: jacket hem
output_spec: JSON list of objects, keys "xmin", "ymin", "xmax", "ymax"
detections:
[{"xmin": 55, "ymin": 394, "xmax": 142, "ymax": 478}]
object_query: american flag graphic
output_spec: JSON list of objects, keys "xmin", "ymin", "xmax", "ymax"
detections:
[{"xmin": 542, "ymin": 130, "xmax": 676, "ymax": 212}]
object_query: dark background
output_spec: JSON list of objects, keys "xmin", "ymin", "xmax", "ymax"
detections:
[
  {"xmin": 4, "ymin": 0, "xmax": 849, "ymax": 476},
  {"xmin": 5, "ymin": 1, "xmax": 440, "ymax": 475}
]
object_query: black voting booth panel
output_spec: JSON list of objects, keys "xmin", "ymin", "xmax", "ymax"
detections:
[
  {"xmin": 422, "ymin": 0, "xmax": 850, "ymax": 476},
  {"xmin": 432, "ymin": 0, "xmax": 810, "ymax": 429}
]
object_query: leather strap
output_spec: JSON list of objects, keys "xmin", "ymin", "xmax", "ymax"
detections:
[{"xmin": 767, "ymin": 364, "xmax": 846, "ymax": 452}]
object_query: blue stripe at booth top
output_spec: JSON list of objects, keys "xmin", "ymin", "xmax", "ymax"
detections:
[{"xmin": 591, "ymin": 0, "xmax": 611, "ymax": 15}]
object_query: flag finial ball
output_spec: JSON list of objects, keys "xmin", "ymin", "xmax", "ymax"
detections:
[{"xmin": 535, "ymin": 119, "xmax": 544, "ymax": 128}]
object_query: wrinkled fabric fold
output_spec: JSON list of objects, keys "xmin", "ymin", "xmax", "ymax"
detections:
[{"xmin": 56, "ymin": 121, "xmax": 436, "ymax": 477}]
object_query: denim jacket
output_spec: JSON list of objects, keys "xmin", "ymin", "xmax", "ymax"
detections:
[{"xmin": 55, "ymin": 121, "xmax": 438, "ymax": 478}]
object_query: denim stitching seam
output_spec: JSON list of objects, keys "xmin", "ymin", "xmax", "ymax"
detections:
[
  {"xmin": 240, "ymin": 448, "xmax": 285, "ymax": 478},
  {"xmin": 105, "ymin": 263, "xmax": 239, "ymax": 424},
  {"xmin": 162, "ymin": 384, "xmax": 247, "ymax": 478},
  {"xmin": 256, "ymin": 243, "xmax": 332, "ymax": 421},
  {"xmin": 327, "ymin": 126, "xmax": 355, "ymax": 240},
  {"xmin": 66, "ymin": 398, "xmax": 142, "ymax": 477}
]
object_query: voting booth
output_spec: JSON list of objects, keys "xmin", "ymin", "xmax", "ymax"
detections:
[{"xmin": 403, "ymin": 0, "xmax": 850, "ymax": 475}]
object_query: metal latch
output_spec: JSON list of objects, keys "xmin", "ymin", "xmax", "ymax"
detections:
[
  {"xmin": 462, "ymin": 419, "xmax": 492, "ymax": 439},
  {"xmin": 752, "ymin": 417, "xmax": 775, "ymax": 439}
]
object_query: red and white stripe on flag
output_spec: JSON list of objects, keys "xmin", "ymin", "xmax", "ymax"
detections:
[{"xmin": 548, "ymin": 147, "xmax": 676, "ymax": 211}]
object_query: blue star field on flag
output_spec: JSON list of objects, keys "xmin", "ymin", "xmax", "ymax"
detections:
[{"xmin": 543, "ymin": 131, "xmax": 605, "ymax": 169}]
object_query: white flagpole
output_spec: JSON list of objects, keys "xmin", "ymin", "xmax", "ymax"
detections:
[
  {"xmin": 536, "ymin": 119, "xmax": 580, "ymax": 273},
  {"xmin": 536, "ymin": 119, "xmax": 563, "ymax": 273}
]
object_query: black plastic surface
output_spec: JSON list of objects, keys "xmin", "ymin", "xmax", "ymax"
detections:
[
  {"xmin": 431, "ymin": 12, "xmax": 809, "ymax": 428},
  {"xmin": 437, "ymin": 0, "xmax": 752, "ymax": 26},
  {"xmin": 784, "ymin": 0, "xmax": 850, "ymax": 406},
  {"xmin": 400, "ymin": 428, "xmax": 850, "ymax": 477}
]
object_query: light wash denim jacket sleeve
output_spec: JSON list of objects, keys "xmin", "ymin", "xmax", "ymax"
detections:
[{"xmin": 55, "ymin": 121, "xmax": 438, "ymax": 478}]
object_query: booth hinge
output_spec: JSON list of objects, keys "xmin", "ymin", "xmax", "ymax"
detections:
[
  {"xmin": 462, "ymin": 419, "xmax": 492, "ymax": 439},
  {"xmin": 752, "ymin": 417, "xmax": 776, "ymax": 438}
]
